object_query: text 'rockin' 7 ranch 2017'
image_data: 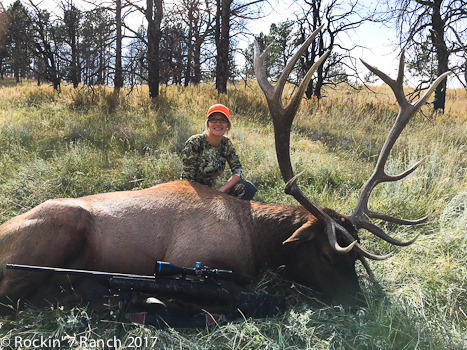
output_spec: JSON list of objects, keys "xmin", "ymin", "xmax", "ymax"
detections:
[{"xmin": 1, "ymin": 335, "xmax": 159, "ymax": 348}]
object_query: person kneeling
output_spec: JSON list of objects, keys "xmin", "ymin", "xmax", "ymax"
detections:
[{"xmin": 181, "ymin": 104, "xmax": 257, "ymax": 200}]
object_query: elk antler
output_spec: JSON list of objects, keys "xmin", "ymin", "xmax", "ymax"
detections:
[
  {"xmin": 348, "ymin": 52, "xmax": 451, "ymax": 243},
  {"xmin": 254, "ymin": 26, "xmax": 359, "ymax": 256},
  {"xmin": 254, "ymin": 27, "xmax": 450, "ymax": 260}
]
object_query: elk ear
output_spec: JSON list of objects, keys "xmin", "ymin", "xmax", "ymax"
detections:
[{"xmin": 283, "ymin": 222, "xmax": 316, "ymax": 244}]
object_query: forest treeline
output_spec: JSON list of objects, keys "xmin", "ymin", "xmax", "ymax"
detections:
[{"xmin": 0, "ymin": 0, "xmax": 465, "ymax": 110}]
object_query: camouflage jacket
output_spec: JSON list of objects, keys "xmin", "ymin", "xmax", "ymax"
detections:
[{"xmin": 181, "ymin": 133, "xmax": 245, "ymax": 188}]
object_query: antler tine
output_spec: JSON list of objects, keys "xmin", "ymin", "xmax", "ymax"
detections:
[
  {"xmin": 359, "ymin": 221, "xmax": 420, "ymax": 246},
  {"xmin": 369, "ymin": 210, "xmax": 433, "ymax": 225},
  {"xmin": 349, "ymin": 52, "xmax": 451, "ymax": 255},
  {"xmin": 396, "ymin": 50, "xmax": 405, "ymax": 87},
  {"xmin": 360, "ymin": 51, "xmax": 410, "ymax": 109},
  {"xmin": 413, "ymin": 71, "xmax": 452, "ymax": 110},
  {"xmin": 277, "ymin": 25, "xmax": 325, "ymax": 92},
  {"xmin": 253, "ymin": 41, "xmax": 275, "ymax": 100},
  {"xmin": 387, "ymin": 156, "xmax": 428, "ymax": 181},
  {"xmin": 254, "ymin": 24, "xmax": 328, "ymax": 138},
  {"xmin": 254, "ymin": 25, "xmax": 331, "ymax": 184}
]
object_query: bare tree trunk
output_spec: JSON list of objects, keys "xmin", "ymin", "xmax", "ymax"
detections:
[
  {"xmin": 146, "ymin": 0, "xmax": 163, "ymax": 98},
  {"xmin": 193, "ymin": 37, "xmax": 201, "ymax": 84},
  {"xmin": 98, "ymin": 49, "xmax": 104, "ymax": 84},
  {"xmin": 114, "ymin": 0, "xmax": 123, "ymax": 90},
  {"xmin": 381, "ymin": 0, "xmax": 467, "ymax": 111},
  {"xmin": 313, "ymin": 29, "xmax": 329, "ymax": 100},
  {"xmin": 71, "ymin": 25, "xmax": 78, "ymax": 88},
  {"xmin": 184, "ymin": 9, "xmax": 194, "ymax": 86},
  {"xmin": 189, "ymin": 0, "xmax": 211, "ymax": 86},
  {"xmin": 431, "ymin": 0, "xmax": 448, "ymax": 111},
  {"xmin": 65, "ymin": 5, "xmax": 79, "ymax": 88},
  {"xmin": 215, "ymin": 0, "xmax": 231, "ymax": 94},
  {"xmin": 464, "ymin": 59, "xmax": 467, "ymax": 87}
]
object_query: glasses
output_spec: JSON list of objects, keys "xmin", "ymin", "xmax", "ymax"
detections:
[{"xmin": 208, "ymin": 118, "xmax": 229, "ymax": 124}]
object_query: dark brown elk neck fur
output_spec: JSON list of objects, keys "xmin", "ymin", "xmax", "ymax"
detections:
[
  {"xmin": 250, "ymin": 202, "xmax": 312, "ymax": 236},
  {"xmin": 246, "ymin": 202, "xmax": 359, "ymax": 271},
  {"xmin": 251, "ymin": 202, "xmax": 308, "ymax": 261},
  {"xmin": 247, "ymin": 202, "xmax": 317, "ymax": 270}
]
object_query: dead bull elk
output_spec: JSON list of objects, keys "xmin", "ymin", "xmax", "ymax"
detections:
[{"xmin": 0, "ymin": 27, "xmax": 449, "ymax": 310}]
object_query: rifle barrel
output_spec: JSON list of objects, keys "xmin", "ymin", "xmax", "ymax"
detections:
[{"xmin": 6, "ymin": 264, "xmax": 154, "ymax": 280}]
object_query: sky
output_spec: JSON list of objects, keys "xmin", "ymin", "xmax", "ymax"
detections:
[
  {"xmin": 245, "ymin": 0, "xmax": 402, "ymax": 84},
  {"xmin": 2, "ymin": 0, "xmax": 459, "ymax": 88},
  {"xmin": 247, "ymin": 0, "xmax": 462, "ymax": 88}
]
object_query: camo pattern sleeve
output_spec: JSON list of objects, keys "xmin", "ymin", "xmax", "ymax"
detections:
[
  {"xmin": 222, "ymin": 137, "xmax": 245, "ymax": 180},
  {"xmin": 181, "ymin": 134, "xmax": 244, "ymax": 188}
]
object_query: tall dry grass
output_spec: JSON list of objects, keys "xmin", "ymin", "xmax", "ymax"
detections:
[{"xmin": 0, "ymin": 78, "xmax": 466, "ymax": 348}]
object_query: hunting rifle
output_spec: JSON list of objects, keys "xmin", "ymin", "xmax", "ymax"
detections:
[{"xmin": 7, "ymin": 262, "xmax": 285, "ymax": 327}]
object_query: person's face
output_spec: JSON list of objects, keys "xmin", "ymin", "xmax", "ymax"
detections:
[{"xmin": 208, "ymin": 112, "xmax": 229, "ymax": 137}]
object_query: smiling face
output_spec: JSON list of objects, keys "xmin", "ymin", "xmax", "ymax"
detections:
[{"xmin": 207, "ymin": 112, "xmax": 230, "ymax": 137}]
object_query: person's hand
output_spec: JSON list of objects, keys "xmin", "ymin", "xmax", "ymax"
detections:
[{"xmin": 218, "ymin": 175, "xmax": 242, "ymax": 193}]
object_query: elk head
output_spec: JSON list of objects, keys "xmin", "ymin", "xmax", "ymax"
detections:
[{"xmin": 254, "ymin": 25, "xmax": 450, "ymax": 305}]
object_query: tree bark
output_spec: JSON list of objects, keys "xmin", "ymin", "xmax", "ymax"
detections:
[
  {"xmin": 184, "ymin": 9, "xmax": 194, "ymax": 86},
  {"xmin": 146, "ymin": 0, "xmax": 163, "ymax": 98},
  {"xmin": 114, "ymin": 0, "xmax": 124, "ymax": 90},
  {"xmin": 431, "ymin": 0, "xmax": 448, "ymax": 111},
  {"xmin": 215, "ymin": 0, "xmax": 231, "ymax": 94},
  {"xmin": 65, "ymin": 6, "xmax": 79, "ymax": 88},
  {"xmin": 193, "ymin": 33, "xmax": 201, "ymax": 84}
]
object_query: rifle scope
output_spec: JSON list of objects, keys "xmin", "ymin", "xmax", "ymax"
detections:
[{"xmin": 155, "ymin": 261, "xmax": 232, "ymax": 281}]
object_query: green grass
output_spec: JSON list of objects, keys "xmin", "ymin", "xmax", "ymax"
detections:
[{"xmin": 0, "ymin": 78, "xmax": 466, "ymax": 348}]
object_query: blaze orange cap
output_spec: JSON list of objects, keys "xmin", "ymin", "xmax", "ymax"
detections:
[{"xmin": 206, "ymin": 104, "xmax": 230, "ymax": 120}]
